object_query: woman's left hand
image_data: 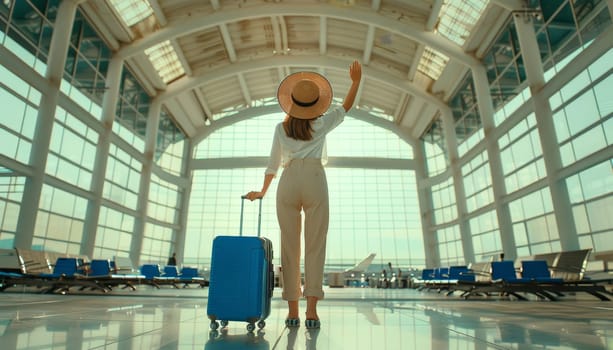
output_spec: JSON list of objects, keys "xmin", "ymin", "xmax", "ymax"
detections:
[{"xmin": 245, "ymin": 191, "xmax": 264, "ymax": 201}]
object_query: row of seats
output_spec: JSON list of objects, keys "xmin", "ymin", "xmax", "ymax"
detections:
[
  {"xmin": 140, "ymin": 263, "xmax": 207, "ymax": 288},
  {"xmin": 0, "ymin": 248, "xmax": 207, "ymax": 294},
  {"xmin": 413, "ymin": 248, "xmax": 613, "ymax": 301}
]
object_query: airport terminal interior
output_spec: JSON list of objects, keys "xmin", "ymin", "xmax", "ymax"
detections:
[{"xmin": 0, "ymin": 0, "xmax": 612, "ymax": 349}]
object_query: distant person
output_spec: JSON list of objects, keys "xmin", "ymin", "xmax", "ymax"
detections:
[
  {"xmin": 381, "ymin": 269, "xmax": 388, "ymax": 288},
  {"xmin": 167, "ymin": 252, "xmax": 177, "ymax": 266}
]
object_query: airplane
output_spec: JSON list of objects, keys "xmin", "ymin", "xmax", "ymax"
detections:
[{"xmin": 326, "ymin": 253, "xmax": 376, "ymax": 288}]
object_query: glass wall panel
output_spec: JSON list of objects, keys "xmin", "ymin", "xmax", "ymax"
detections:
[
  {"xmin": 93, "ymin": 206, "xmax": 134, "ymax": 260},
  {"xmin": 195, "ymin": 115, "xmax": 412, "ymax": 159},
  {"xmin": 431, "ymin": 177, "xmax": 457, "ymax": 225},
  {"xmin": 46, "ymin": 107, "xmax": 97, "ymax": 190},
  {"xmin": 0, "ymin": 175, "xmax": 24, "ymax": 249},
  {"xmin": 420, "ymin": 118, "xmax": 447, "ymax": 177},
  {"xmin": 493, "ymin": 89, "xmax": 531, "ymax": 126},
  {"xmin": 186, "ymin": 168, "xmax": 267, "ymax": 269},
  {"xmin": 33, "ymin": 184, "xmax": 87, "ymax": 255},
  {"xmin": 0, "ymin": 68, "xmax": 40, "ymax": 165},
  {"xmin": 469, "ymin": 210, "xmax": 501, "ymax": 262},
  {"xmin": 0, "ymin": 0, "xmax": 55, "ymax": 73},
  {"xmin": 327, "ymin": 168, "xmax": 423, "ymax": 269},
  {"xmin": 450, "ymin": 74, "xmax": 483, "ymax": 155},
  {"xmin": 140, "ymin": 223, "xmax": 173, "ymax": 265},
  {"xmin": 540, "ymin": 1, "xmax": 611, "ymax": 81},
  {"xmin": 509, "ymin": 187, "xmax": 561, "ymax": 255},
  {"xmin": 328, "ymin": 119, "xmax": 413, "ymax": 159},
  {"xmin": 187, "ymin": 114, "xmax": 422, "ymax": 270},
  {"xmin": 567, "ymin": 160, "xmax": 613, "ymax": 252},
  {"xmin": 156, "ymin": 137, "xmax": 185, "ymax": 176},
  {"xmin": 62, "ymin": 10, "xmax": 110, "ymax": 117},
  {"xmin": 462, "ymin": 151, "xmax": 493, "ymax": 212},
  {"xmin": 103, "ymin": 145, "xmax": 140, "ymax": 210},
  {"xmin": 482, "ymin": 19, "xmax": 526, "ymax": 121},
  {"xmin": 551, "ymin": 46, "xmax": 612, "ymax": 170},
  {"xmin": 186, "ymin": 167, "xmax": 423, "ymax": 270},
  {"xmin": 437, "ymin": 225, "xmax": 463, "ymax": 266},
  {"xmin": 194, "ymin": 115, "xmax": 277, "ymax": 159},
  {"xmin": 148, "ymin": 173, "xmax": 179, "ymax": 224},
  {"xmin": 499, "ymin": 114, "xmax": 546, "ymax": 193}
]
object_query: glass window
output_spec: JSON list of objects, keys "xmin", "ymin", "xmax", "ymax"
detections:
[
  {"xmin": 94, "ymin": 206, "xmax": 135, "ymax": 259},
  {"xmin": 437, "ymin": 225, "xmax": 463, "ymax": 265},
  {"xmin": 469, "ymin": 210, "xmax": 500, "ymax": 261},
  {"xmin": 34, "ymin": 185, "xmax": 87, "ymax": 255},
  {"xmin": 432, "ymin": 178, "xmax": 457, "ymax": 225},
  {"xmin": 510, "ymin": 187, "xmax": 560, "ymax": 255},
  {"xmin": 148, "ymin": 173, "xmax": 180, "ymax": 224},
  {"xmin": 187, "ymin": 113, "xmax": 423, "ymax": 269}
]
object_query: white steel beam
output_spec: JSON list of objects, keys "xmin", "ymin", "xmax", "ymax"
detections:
[
  {"xmin": 15, "ymin": 0, "xmax": 82, "ymax": 249},
  {"xmin": 157, "ymin": 55, "xmax": 448, "ymax": 111},
  {"xmin": 319, "ymin": 17, "xmax": 327, "ymax": 55},
  {"xmin": 116, "ymin": 4, "xmax": 477, "ymax": 67}
]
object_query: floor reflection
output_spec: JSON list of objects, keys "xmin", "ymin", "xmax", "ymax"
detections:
[
  {"xmin": 206, "ymin": 329, "xmax": 270, "ymax": 349},
  {"xmin": 0, "ymin": 287, "xmax": 611, "ymax": 349}
]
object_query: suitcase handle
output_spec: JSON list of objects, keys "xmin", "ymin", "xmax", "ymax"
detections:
[{"xmin": 239, "ymin": 196, "xmax": 262, "ymax": 237}]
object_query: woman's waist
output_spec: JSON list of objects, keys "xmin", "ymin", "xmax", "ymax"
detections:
[{"xmin": 284, "ymin": 158, "xmax": 323, "ymax": 168}]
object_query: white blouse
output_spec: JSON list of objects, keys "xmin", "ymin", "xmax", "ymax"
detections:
[{"xmin": 265, "ymin": 105, "xmax": 345, "ymax": 176}]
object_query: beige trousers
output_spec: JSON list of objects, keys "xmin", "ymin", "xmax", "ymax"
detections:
[{"xmin": 276, "ymin": 158, "xmax": 329, "ymax": 301}]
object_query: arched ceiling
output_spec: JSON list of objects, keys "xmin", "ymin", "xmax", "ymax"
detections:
[{"xmin": 80, "ymin": 0, "xmax": 513, "ymax": 141}]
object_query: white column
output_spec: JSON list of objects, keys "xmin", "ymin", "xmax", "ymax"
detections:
[
  {"xmin": 173, "ymin": 140, "xmax": 194, "ymax": 266},
  {"xmin": 413, "ymin": 140, "xmax": 440, "ymax": 268},
  {"xmin": 81, "ymin": 57, "xmax": 124, "ymax": 257},
  {"xmin": 471, "ymin": 65, "xmax": 517, "ymax": 260},
  {"xmin": 441, "ymin": 110, "xmax": 474, "ymax": 264},
  {"xmin": 513, "ymin": 14, "xmax": 579, "ymax": 250},
  {"xmin": 130, "ymin": 100, "xmax": 162, "ymax": 267},
  {"xmin": 14, "ymin": 0, "xmax": 81, "ymax": 249}
]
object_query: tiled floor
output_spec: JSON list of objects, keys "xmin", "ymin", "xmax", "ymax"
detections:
[{"xmin": 0, "ymin": 286, "xmax": 612, "ymax": 349}]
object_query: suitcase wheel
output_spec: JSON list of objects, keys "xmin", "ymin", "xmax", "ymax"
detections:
[
  {"xmin": 257, "ymin": 320, "xmax": 266, "ymax": 329},
  {"xmin": 220, "ymin": 320, "xmax": 229, "ymax": 327},
  {"xmin": 246, "ymin": 323, "xmax": 256, "ymax": 332},
  {"xmin": 209, "ymin": 321, "xmax": 219, "ymax": 330}
]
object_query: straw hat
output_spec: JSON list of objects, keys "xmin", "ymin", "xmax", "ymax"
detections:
[{"xmin": 277, "ymin": 71, "xmax": 333, "ymax": 119}]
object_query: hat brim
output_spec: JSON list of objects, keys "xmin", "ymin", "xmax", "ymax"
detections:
[{"xmin": 277, "ymin": 72, "xmax": 332, "ymax": 119}]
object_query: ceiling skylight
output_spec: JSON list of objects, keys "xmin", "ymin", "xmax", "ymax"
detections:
[
  {"xmin": 437, "ymin": 0, "xmax": 488, "ymax": 46},
  {"xmin": 418, "ymin": 47, "xmax": 449, "ymax": 80},
  {"xmin": 417, "ymin": 0, "xmax": 487, "ymax": 79},
  {"xmin": 109, "ymin": 0, "xmax": 153, "ymax": 26},
  {"xmin": 144, "ymin": 40, "xmax": 186, "ymax": 84}
]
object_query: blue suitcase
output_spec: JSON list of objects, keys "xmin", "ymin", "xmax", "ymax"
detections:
[{"xmin": 207, "ymin": 197, "xmax": 274, "ymax": 332}]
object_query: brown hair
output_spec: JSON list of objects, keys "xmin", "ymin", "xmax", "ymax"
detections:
[{"xmin": 283, "ymin": 115, "xmax": 314, "ymax": 141}]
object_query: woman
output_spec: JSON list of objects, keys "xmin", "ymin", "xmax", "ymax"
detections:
[{"xmin": 246, "ymin": 60, "xmax": 362, "ymax": 329}]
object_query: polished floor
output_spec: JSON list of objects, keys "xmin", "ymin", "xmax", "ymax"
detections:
[{"xmin": 0, "ymin": 285, "xmax": 612, "ymax": 349}]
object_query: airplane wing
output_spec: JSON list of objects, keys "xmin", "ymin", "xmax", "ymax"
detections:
[{"xmin": 344, "ymin": 253, "xmax": 376, "ymax": 273}]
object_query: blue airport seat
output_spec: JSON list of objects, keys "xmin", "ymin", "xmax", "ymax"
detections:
[
  {"xmin": 163, "ymin": 265, "xmax": 179, "ymax": 277},
  {"xmin": 140, "ymin": 264, "xmax": 178, "ymax": 289},
  {"xmin": 88, "ymin": 259, "xmax": 143, "ymax": 291},
  {"xmin": 520, "ymin": 260, "xmax": 563, "ymax": 283},
  {"xmin": 178, "ymin": 267, "xmax": 207, "ymax": 287},
  {"xmin": 28, "ymin": 257, "xmax": 108, "ymax": 294}
]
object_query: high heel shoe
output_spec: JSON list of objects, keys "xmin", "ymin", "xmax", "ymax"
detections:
[
  {"xmin": 285, "ymin": 318, "xmax": 300, "ymax": 327},
  {"xmin": 305, "ymin": 319, "xmax": 320, "ymax": 329}
]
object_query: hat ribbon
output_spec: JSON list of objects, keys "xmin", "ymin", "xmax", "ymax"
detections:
[{"xmin": 291, "ymin": 94, "xmax": 319, "ymax": 107}]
